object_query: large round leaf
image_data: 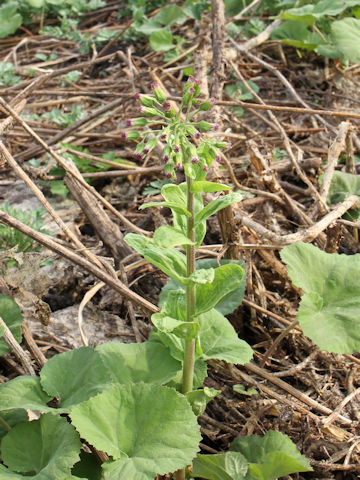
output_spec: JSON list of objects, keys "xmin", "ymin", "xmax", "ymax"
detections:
[
  {"xmin": 0, "ymin": 376, "xmax": 55, "ymax": 414},
  {"xmin": 280, "ymin": 242, "xmax": 360, "ymax": 353},
  {"xmin": 96, "ymin": 341, "xmax": 181, "ymax": 385},
  {"xmin": 1, "ymin": 414, "xmax": 81, "ymax": 479},
  {"xmin": 70, "ymin": 383, "xmax": 201, "ymax": 479},
  {"xmin": 40, "ymin": 347, "xmax": 112, "ymax": 410}
]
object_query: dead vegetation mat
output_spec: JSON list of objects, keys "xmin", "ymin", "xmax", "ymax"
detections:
[{"xmin": 0, "ymin": 3, "xmax": 360, "ymax": 479}]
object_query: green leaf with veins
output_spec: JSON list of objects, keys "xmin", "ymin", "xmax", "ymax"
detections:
[
  {"xmin": 124, "ymin": 233, "xmax": 188, "ymax": 283},
  {"xmin": 96, "ymin": 341, "xmax": 181, "ymax": 385},
  {"xmin": 153, "ymin": 226, "xmax": 194, "ymax": 248},
  {"xmin": 195, "ymin": 192, "xmax": 244, "ymax": 225},
  {"xmin": 40, "ymin": 347, "xmax": 112, "ymax": 410},
  {"xmin": 70, "ymin": 383, "xmax": 201, "ymax": 479},
  {"xmin": 280, "ymin": 241, "xmax": 360, "ymax": 353},
  {"xmin": 195, "ymin": 264, "xmax": 245, "ymax": 315},
  {"xmin": 1, "ymin": 414, "xmax": 81, "ymax": 479},
  {"xmin": 192, "ymin": 452, "xmax": 248, "ymax": 480},
  {"xmin": 230, "ymin": 430, "xmax": 312, "ymax": 480}
]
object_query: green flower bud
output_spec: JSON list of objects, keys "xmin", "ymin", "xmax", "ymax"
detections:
[
  {"xmin": 121, "ymin": 130, "xmax": 141, "ymax": 141},
  {"xmin": 195, "ymin": 121, "xmax": 212, "ymax": 131},
  {"xmin": 139, "ymin": 105, "xmax": 163, "ymax": 117},
  {"xmin": 127, "ymin": 117, "xmax": 148, "ymax": 127},
  {"xmin": 135, "ymin": 93, "xmax": 159, "ymax": 107},
  {"xmin": 151, "ymin": 83, "xmax": 167, "ymax": 104},
  {"xmin": 143, "ymin": 136, "xmax": 158, "ymax": 155},
  {"xmin": 198, "ymin": 98, "xmax": 215, "ymax": 111}
]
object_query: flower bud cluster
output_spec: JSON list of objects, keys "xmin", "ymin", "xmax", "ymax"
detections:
[{"xmin": 124, "ymin": 76, "xmax": 228, "ymax": 180}]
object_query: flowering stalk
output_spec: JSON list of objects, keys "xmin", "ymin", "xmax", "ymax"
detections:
[{"xmin": 124, "ymin": 77, "xmax": 231, "ymax": 480}]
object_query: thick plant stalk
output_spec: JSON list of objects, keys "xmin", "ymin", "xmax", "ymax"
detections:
[
  {"xmin": 176, "ymin": 176, "xmax": 196, "ymax": 480},
  {"xmin": 182, "ymin": 175, "xmax": 196, "ymax": 394}
]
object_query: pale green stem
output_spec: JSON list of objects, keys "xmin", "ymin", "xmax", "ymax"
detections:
[{"xmin": 175, "ymin": 176, "xmax": 196, "ymax": 480}]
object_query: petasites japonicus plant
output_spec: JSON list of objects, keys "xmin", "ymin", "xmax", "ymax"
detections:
[{"xmin": 0, "ymin": 78, "xmax": 311, "ymax": 480}]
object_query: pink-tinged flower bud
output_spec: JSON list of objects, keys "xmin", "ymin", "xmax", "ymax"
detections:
[
  {"xmin": 133, "ymin": 152, "xmax": 143, "ymax": 160},
  {"xmin": 215, "ymin": 154, "xmax": 222, "ymax": 164},
  {"xmin": 187, "ymin": 75, "xmax": 201, "ymax": 86},
  {"xmin": 135, "ymin": 93, "xmax": 158, "ymax": 108},
  {"xmin": 139, "ymin": 106, "xmax": 163, "ymax": 117},
  {"xmin": 127, "ymin": 117, "xmax": 148, "ymax": 127},
  {"xmin": 150, "ymin": 82, "xmax": 159, "ymax": 89},
  {"xmin": 176, "ymin": 162, "xmax": 182, "ymax": 170},
  {"xmin": 163, "ymin": 101, "xmax": 171, "ymax": 111},
  {"xmin": 211, "ymin": 123, "xmax": 219, "ymax": 131},
  {"xmin": 194, "ymin": 131, "xmax": 201, "ymax": 139},
  {"xmin": 198, "ymin": 99, "xmax": 214, "ymax": 112},
  {"xmin": 160, "ymin": 133, "xmax": 167, "ymax": 141},
  {"xmin": 143, "ymin": 137, "xmax": 158, "ymax": 155},
  {"xmin": 165, "ymin": 172, "xmax": 173, "ymax": 179},
  {"xmin": 188, "ymin": 86, "xmax": 195, "ymax": 94},
  {"xmin": 162, "ymin": 101, "xmax": 176, "ymax": 117},
  {"xmin": 121, "ymin": 130, "xmax": 140, "ymax": 141},
  {"xmin": 191, "ymin": 156, "xmax": 199, "ymax": 164},
  {"xmin": 163, "ymin": 154, "xmax": 170, "ymax": 163},
  {"xmin": 227, "ymin": 142, "xmax": 232, "ymax": 149},
  {"xmin": 174, "ymin": 144, "xmax": 180, "ymax": 153},
  {"xmin": 203, "ymin": 165, "xmax": 209, "ymax": 171}
]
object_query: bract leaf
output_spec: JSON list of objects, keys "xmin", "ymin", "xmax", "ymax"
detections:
[
  {"xmin": 195, "ymin": 192, "xmax": 243, "ymax": 225},
  {"xmin": 230, "ymin": 430, "xmax": 312, "ymax": 480},
  {"xmin": 189, "ymin": 268, "xmax": 215, "ymax": 285},
  {"xmin": 139, "ymin": 201, "xmax": 191, "ymax": 217},
  {"xmin": 197, "ymin": 309, "xmax": 253, "ymax": 364},
  {"xmin": 70, "ymin": 384, "xmax": 201, "ymax": 478},
  {"xmin": 162, "ymin": 183, "xmax": 205, "ymax": 247},
  {"xmin": 160, "ymin": 259, "xmax": 246, "ymax": 315},
  {"xmin": 1, "ymin": 413, "xmax": 81, "ymax": 479},
  {"xmin": 151, "ymin": 313, "xmax": 200, "ymax": 339},
  {"xmin": 96, "ymin": 341, "xmax": 181, "ymax": 384},
  {"xmin": 162, "ymin": 289, "xmax": 187, "ymax": 322},
  {"xmin": 151, "ymin": 309, "xmax": 252, "ymax": 365},
  {"xmin": 40, "ymin": 347, "xmax": 112, "ymax": 410},
  {"xmin": 195, "ymin": 264, "xmax": 245, "ymax": 315},
  {"xmin": 0, "ymin": 376, "xmax": 55, "ymax": 414},
  {"xmin": 124, "ymin": 233, "xmax": 187, "ymax": 283},
  {"xmin": 280, "ymin": 242, "xmax": 360, "ymax": 353},
  {"xmin": 0, "ymin": 294, "xmax": 23, "ymax": 356},
  {"xmin": 190, "ymin": 181, "xmax": 231, "ymax": 193},
  {"xmin": 192, "ymin": 452, "xmax": 248, "ymax": 480},
  {"xmin": 153, "ymin": 225, "xmax": 193, "ymax": 248}
]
